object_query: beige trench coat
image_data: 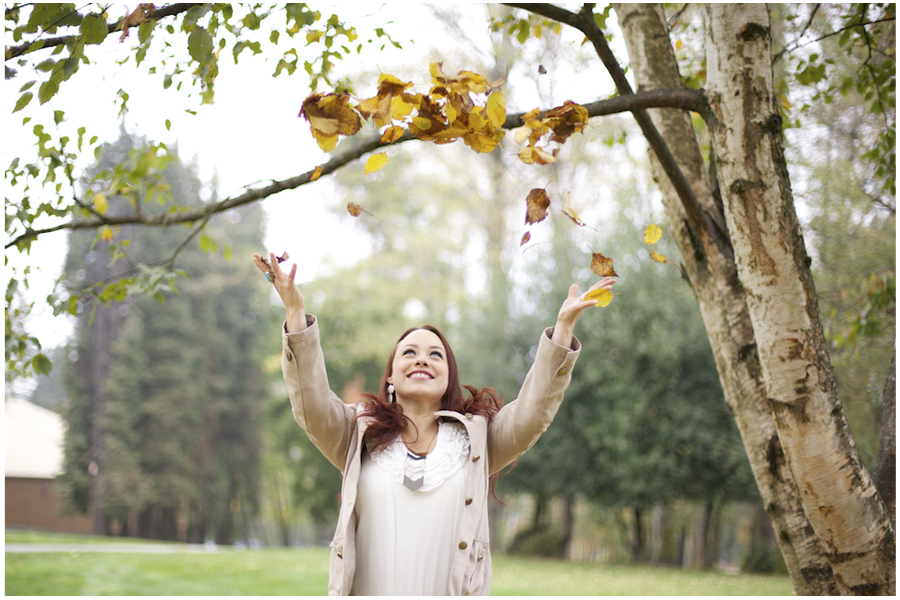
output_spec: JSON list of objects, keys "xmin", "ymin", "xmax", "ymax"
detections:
[{"xmin": 281, "ymin": 315, "xmax": 581, "ymax": 595}]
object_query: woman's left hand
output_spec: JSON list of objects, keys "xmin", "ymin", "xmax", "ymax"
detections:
[{"xmin": 551, "ymin": 278, "xmax": 617, "ymax": 348}]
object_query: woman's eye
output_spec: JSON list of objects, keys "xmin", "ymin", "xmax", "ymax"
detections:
[
  {"xmin": 403, "ymin": 349, "xmax": 415, "ymax": 356},
  {"xmin": 430, "ymin": 351, "xmax": 443, "ymax": 359}
]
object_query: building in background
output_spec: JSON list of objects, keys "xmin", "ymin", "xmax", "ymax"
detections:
[{"xmin": 5, "ymin": 398, "xmax": 92, "ymax": 534}]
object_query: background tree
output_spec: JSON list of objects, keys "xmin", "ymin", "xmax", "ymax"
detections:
[{"xmin": 56, "ymin": 130, "xmax": 268, "ymax": 542}]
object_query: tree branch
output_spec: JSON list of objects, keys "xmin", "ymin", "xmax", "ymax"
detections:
[
  {"xmin": 7, "ymin": 87, "xmax": 708, "ymax": 249},
  {"xmin": 772, "ymin": 16, "xmax": 896, "ymax": 64},
  {"xmin": 504, "ymin": 2, "xmax": 713, "ymax": 234},
  {"xmin": 6, "ymin": 3, "xmax": 204, "ymax": 59}
]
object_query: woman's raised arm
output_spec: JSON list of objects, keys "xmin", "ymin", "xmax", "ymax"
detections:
[
  {"xmin": 253, "ymin": 252, "xmax": 307, "ymax": 333},
  {"xmin": 551, "ymin": 277, "xmax": 617, "ymax": 348}
]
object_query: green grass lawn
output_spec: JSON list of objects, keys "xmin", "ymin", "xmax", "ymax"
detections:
[{"xmin": 6, "ymin": 531, "xmax": 794, "ymax": 596}]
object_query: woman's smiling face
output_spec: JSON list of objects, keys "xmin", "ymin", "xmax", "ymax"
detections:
[{"xmin": 388, "ymin": 328, "xmax": 449, "ymax": 405}]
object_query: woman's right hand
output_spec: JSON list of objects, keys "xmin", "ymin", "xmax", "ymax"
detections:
[{"xmin": 253, "ymin": 252, "xmax": 308, "ymax": 333}]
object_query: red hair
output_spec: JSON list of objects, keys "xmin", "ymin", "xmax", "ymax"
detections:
[{"xmin": 359, "ymin": 325, "xmax": 503, "ymax": 450}]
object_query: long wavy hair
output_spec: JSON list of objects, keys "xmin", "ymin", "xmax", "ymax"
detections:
[{"xmin": 359, "ymin": 325, "xmax": 503, "ymax": 452}]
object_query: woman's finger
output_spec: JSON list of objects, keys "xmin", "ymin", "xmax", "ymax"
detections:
[{"xmin": 252, "ymin": 253, "xmax": 270, "ymax": 273}]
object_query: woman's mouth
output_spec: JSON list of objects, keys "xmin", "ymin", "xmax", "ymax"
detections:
[{"xmin": 408, "ymin": 370, "xmax": 434, "ymax": 380}]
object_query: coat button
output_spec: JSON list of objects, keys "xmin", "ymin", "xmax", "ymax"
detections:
[
  {"xmin": 477, "ymin": 554, "xmax": 484, "ymax": 562},
  {"xmin": 556, "ymin": 367, "xmax": 567, "ymax": 376},
  {"xmin": 465, "ymin": 497, "xmax": 473, "ymax": 505},
  {"xmin": 465, "ymin": 412, "xmax": 473, "ymax": 419},
  {"xmin": 336, "ymin": 550, "xmax": 343, "ymax": 558},
  {"xmin": 286, "ymin": 351, "xmax": 293, "ymax": 362},
  {"xmin": 459, "ymin": 541, "xmax": 468, "ymax": 550},
  {"xmin": 472, "ymin": 455, "xmax": 481, "ymax": 463}
]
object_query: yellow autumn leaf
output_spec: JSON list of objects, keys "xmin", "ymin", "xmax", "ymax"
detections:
[
  {"xmin": 486, "ymin": 90, "xmax": 506, "ymax": 128},
  {"xmin": 365, "ymin": 152, "xmax": 389, "ymax": 174},
  {"xmin": 469, "ymin": 107, "xmax": 488, "ymax": 131},
  {"xmin": 391, "ymin": 95, "xmax": 414, "ymax": 119},
  {"xmin": 412, "ymin": 116, "xmax": 432, "ymax": 130},
  {"xmin": 99, "ymin": 226, "xmax": 114, "ymax": 242},
  {"xmin": 445, "ymin": 101, "xmax": 459, "ymax": 124},
  {"xmin": 644, "ymin": 223, "xmax": 663, "ymax": 244},
  {"xmin": 380, "ymin": 125, "xmax": 405, "ymax": 144},
  {"xmin": 93, "ymin": 193, "xmax": 109, "ymax": 215},
  {"xmin": 584, "ymin": 287, "xmax": 614, "ymax": 307},
  {"xmin": 675, "ymin": 39, "xmax": 684, "ymax": 50},
  {"xmin": 310, "ymin": 166, "xmax": 322, "ymax": 181},
  {"xmin": 514, "ymin": 125, "xmax": 531, "ymax": 145},
  {"xmin": 650, "ymin": 249, "xmax": 668, "ymax": 263}
]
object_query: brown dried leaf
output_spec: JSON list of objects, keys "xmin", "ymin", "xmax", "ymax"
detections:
[
  {"xmin": 348, "ymin": 203, "xmax": 370, "ymax": 217},
  {"xmin": 544, "ymin": 100, "xmax": 589, "ymax": 144},
  {"xmin": 119, "ymin": 3, "xmax": 154, "ymax": 41},
  {"xmin": 380, "ymin": 125, "xmax": 406, "ymax": 144},
  {"xmin": 520, "ymin": 231, "xmax": 532, "ymax": 246},
  {"xmin": 260, "ymin": 252, "xmax": 290, "ymax": 269},
  {"xmin": 525, "ymin": 189, "xmax": 551, "ymax": 225},
  {"xmin": 591, "ymin": 252, "xmax": 619, "ymax": 278},
  {"xmin": 300, "ymin": 92, "xmax": 362, "ymax": 151}
]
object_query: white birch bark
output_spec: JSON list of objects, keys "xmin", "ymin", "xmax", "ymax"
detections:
[
  {"xmin": 613, "ymin": 4, "xmax": 838, "ymax": 593},
  {"xmin": 705, "ymin": 4, "xmax": 895, "ymax": 594}
]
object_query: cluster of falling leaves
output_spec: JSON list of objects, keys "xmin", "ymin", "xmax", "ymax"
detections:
[
  {"xmin": 523, "ymin": 186, "xmax": 674, "ymax": 308},
  {"xmin": 299, "ymin": 63, "xmax": 589, "ymax": 192}
]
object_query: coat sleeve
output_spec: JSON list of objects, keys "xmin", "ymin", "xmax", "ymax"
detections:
[
  {"xmin": 487, "ymin": 327, "xmax": 581, "ymax": 475},
  {"xmin": 281, "ymin": 314, "xmax": 358, "ymax": 473}
]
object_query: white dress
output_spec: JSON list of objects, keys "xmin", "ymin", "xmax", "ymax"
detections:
[{"xmin": 352, "ymin": 420, "xmax": 470, "ymax": 596}]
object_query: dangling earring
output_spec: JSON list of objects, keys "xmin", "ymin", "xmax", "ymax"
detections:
[{"xmin": 387, "ymin": 383, "xmax": 395, "ymax": 404}]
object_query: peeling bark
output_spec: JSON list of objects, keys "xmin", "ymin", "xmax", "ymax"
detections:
[
  {"xmin": 705, "ymin": 4, "xmax": 895, "ymax": 594},
  {"xmin": 613, "ymin": 4, "xmax": 838, "ymax": 593}
]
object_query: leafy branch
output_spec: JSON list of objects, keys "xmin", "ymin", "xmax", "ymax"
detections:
[{"xmin": 5, "ymin": 3, "xmax": 204, "ymax": 59}]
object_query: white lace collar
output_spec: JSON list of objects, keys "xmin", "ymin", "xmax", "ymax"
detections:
[{"xmin": 367, "ymin": 420, "xmax": 470, "ymax": 492}]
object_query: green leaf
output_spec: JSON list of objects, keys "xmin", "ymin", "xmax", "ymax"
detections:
[
  {"xmin": 38, "ymin": 78, "xmax": 60, "ymax": 104},
  {"xmin": 13, "ymin": 92, "xmax": 33, "ymax": 113},
  {"xmin": 31, "ymin": 353, "xmax": 52, "ymax": 375},
  {"xmin": 80, "ymin": 13, "xmax": 108, "ymax": 45},
  {"xmin": 188, "ymin": 27, "xmax": 214, "ymax": 62}
]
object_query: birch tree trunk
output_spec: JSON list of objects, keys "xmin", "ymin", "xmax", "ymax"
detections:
[
  {"xmin": 613, "ymin": 4, "xmax": 837, "ymax": 593},
  {"xmin": 705, "ymin": 4, "xmax": 895, "ymax": 594}
]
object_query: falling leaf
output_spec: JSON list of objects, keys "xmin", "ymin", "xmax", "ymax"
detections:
[
  {"xmin": 544, "ymin": 100, "xmax": 589, "ymax": 144},
  {"xmin": 300, "ymin": 92, "xmax": 362, "ymax": 152},
  {"xmin": 650, "ymin": 249, "xmax": 669, "ymax": 264},
  {"xmin": 591, "ymin": 252, "xmax": 618, "ymax": 278},
  {"xmin": 365, "ymin": 152, "xmax": 389, "ymax": 174},
  {"xmin": 119, "ymin": 3, "xmax": 154, "ymax": 41},
  {"xmin": 380, "ymin": 125, "xmax": 405, "ymax": 143},
  {"xmin": 518, "ymin": 146, "xmax": 557, "ymax": 165},
  {"xmin": 560, "ymin": 193, "xmax": 585, "ymax": 227},
  {"xmin": 260, "ymin": 252, "xmax": 291, "ymax": 269},
  {"xmin": 538, "ymin": 64, "xmax": 548, "ymax": 75},
  {"xmin": 486, "ymin": 90, "xmax": 506, "ymax": 128},
  {"xmin": 644, "ymin": 223, "xmax": 663, "ymax": 244},
  {"xmin": 525, "ymin": 188, "xmax": 551, "ymax": 225},
  {"xmin": 584, "ymin": 287, "xmax": 614, "ymax": 307},
  {"xmin": 348, "ymin": 203, "xmax": 370, "ymax": 217},
  {"xmin": 675, "ymin": 39, "xmax": 684, "ymax": 50},
  {"xmin": 520, "ymin": 231, "xmax": 531, "ymax": 246},
  {"xmin": 310, "ymin": 166, "xmax": 322, "ymax": 181},
  {"xmin": 100, "ymin": 226, "xmax": 114, "ymax": 242},
  {"xmin": 92, "ymin": 193, "xmax": 109, "ymax": 215}
]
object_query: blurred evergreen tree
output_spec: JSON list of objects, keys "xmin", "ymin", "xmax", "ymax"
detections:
[{"xmin": 57, "ymin": 130, "xmax": 268, "ymax": 543}]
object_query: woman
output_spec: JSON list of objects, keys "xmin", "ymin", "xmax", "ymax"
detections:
[{"xmin": 253, "ymin": 252, "xmax": 615, "ymax": 595}]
